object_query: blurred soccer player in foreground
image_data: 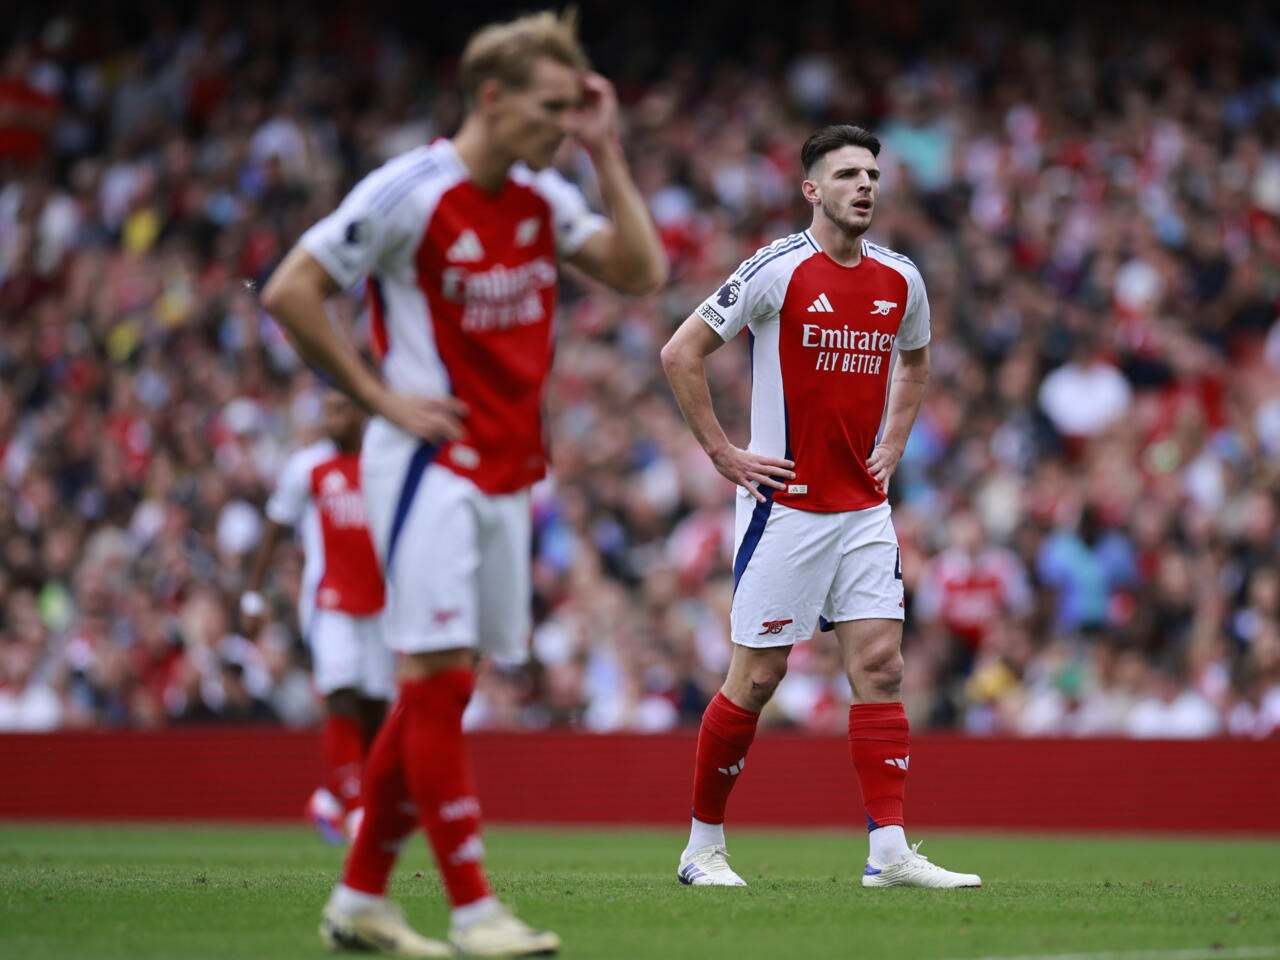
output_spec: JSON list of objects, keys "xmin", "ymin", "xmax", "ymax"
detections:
[
  {"xmin": 263, "ymin": 9, "xmax": 666, "ymax": 956},
  {"xmin": 662, "ymin": 124, "xmax": 981, "ymax": 890}
]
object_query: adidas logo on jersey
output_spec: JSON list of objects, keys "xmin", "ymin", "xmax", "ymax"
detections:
[
  {"xmin": 515, "ymin": 216, "xmax": 541, "ymax": 247},
  {"xmin": 447, "ymin": 229, "xmax": 485, "ymax": 262},
  {"xmin": 807, "ymin": 293, "xmax": 834, "ymax": 313}
]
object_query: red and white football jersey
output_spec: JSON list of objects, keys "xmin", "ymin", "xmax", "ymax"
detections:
[
  {"xmin": 697, "ymin": 231, "xmax": 931, "ymax": 512},
  {"xmin": 300, "ymin": 140, "xmax": 606, "ymax": 494},
  {"xmin": 267, "ymin": 440, "xmax": 385, "ymax": 626}
]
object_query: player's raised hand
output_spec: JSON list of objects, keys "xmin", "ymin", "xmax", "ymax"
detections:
[
  {"xmin": 573, "ymin": 72, "xmax": 620, "ymax": 152},
  {"xmin": 377, "ymin": 392, "xmax": 468, "ymax": 443},
  {"xmin": 866, "ymin": 441, "xmax": 902, "ymax": 494},
  {"xmin": 710, "ymin": 445, "xmax": 796, "ymax": 503}
]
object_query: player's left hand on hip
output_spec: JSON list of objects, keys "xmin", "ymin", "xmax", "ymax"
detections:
[{"xmin": 867, "ymin": 442, "xmax": 901, "ymax": 492}]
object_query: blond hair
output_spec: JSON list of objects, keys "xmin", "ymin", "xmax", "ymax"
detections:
[{"xmin": 458, "ymin": 9, "xmax": 590, "ymax": 105}]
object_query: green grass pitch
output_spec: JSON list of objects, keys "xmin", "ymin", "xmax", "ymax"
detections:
[{"xmin": 1, "ymin": 823, "xmax": 1278, "ymax": 960}]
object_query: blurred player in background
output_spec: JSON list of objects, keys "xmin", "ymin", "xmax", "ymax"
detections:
[
  {"xmin": 242, "ymin": 389, "xmax": 391, "ymax": 845},
  {"xmin": 661, "ymin": 124, "xmax": 981, "ymax": 890},
  {"xmin": 263, "ymin": 8, "xmax": 666, "ymax": 957}
]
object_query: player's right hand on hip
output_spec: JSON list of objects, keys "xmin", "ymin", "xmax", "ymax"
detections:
[
  {"xmin": 380, "ymin": 393, "xmax": 468, "ymax": 443},
  {"xmin": 711, "ymin": 445, "xmax": 795, "ymax": 503}
]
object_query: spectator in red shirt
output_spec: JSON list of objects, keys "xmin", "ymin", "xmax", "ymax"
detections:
[{"xmin": 0, "ymin": 44, "xmax": 56, "ymax": 172}]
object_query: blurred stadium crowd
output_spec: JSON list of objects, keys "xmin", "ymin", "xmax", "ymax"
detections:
[{"xmin": 1, "ymin": 2, "xmax": 1278, "ymax": 738}]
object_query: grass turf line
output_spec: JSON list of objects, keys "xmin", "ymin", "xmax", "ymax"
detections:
[{"xmin": 1, "ymin": 824, "xmax": 1277, "ymax": 960}]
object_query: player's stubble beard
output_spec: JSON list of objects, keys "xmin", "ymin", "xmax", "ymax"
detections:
[{"xmin": 820, "ymin": 196, "xmax": 874, "ymax": 242}]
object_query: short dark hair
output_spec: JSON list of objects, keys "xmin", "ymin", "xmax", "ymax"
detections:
[{"xmin": 801, "ymin": 125, "xmax": 881, "ymax": 176}]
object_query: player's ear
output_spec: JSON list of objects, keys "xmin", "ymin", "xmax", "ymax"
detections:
[
  {"xmin": 475, "ymin": 77, "xmax": 507, "ymax": 114},
  {"xmin": 801, "ymin": 178, "xmax": 820, "ymax": 205}
]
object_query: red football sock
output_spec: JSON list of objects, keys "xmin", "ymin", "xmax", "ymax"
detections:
[
  {"xmin": 848, "ymin": 702, "xmax": 909, "ymax": 829},
  {"xmin": 342, "ymin": 701, "xmax": 417, "ymax": 895},
  {"xmin": 690, "ymin": 691, "xmax": 760, "ymax": 825},
  {"xmin": 400, "ymin": 669, "xmax": 491, "ymax": 908},
  {"xmin": 323, "ymin": 713, "xmax": 367, "ymax": 812}
]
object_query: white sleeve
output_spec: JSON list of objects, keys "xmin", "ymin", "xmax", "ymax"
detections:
[
  {"xmin": 896, "ymin": 266, "xmax": 931, "ymax": 350},
  {"xmin": 299, "ymin": 158, "xmax": 422, "ymax": 290},
  {"xmin": 693, "ymin": 259, "xmax": 782, "ymax": 342},
  {"xmin": 265, "ymin": 451, "xmax": 312, "ymax": 527},
  {"xmin": 531, "ymin": 167, "xmax": 608, "ymax": 257}
]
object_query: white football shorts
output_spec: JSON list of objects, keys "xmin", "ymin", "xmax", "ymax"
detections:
[
  {"xmin": 361, "ymin": 417, "xmax": 532, "ymax": 662},
  {"xmin": 730, "ymin": 488, "xmax": 904, "ymax": 648},
  {"xmin": 307, "ymin": 609, "xmax": 396, "ymax": 699}
]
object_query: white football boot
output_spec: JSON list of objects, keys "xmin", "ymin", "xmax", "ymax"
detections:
[
  {"xmin": 319, "ymin": 897, "xmax": 454, "ymax": 957},
  {"xmin": 449, "ymin": 901, "xmax": 560, "ymax": 957},
  {"xmin": 861, "ymin": 841, "xmax": 981, "ymax": 888},
  {"xmin": 676, "ymin": 844, "xmax": 747, "ymax": 887},
  {"xmin": 306, "ymin": 787, "xmax": 347, "ymax": 846}
]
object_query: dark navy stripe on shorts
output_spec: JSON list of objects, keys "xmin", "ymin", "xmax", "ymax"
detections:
[
  {"xmin": 732, "ymin": 487, "xmax": 775, "ymax": 591},
  {"xmin": 386, "ymin": 442, "xmax": 437, "ymax": 570}
]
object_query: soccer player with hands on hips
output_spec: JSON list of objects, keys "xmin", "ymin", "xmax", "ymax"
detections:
[
  {"xmin": 661, "ymin": 125, "xmax": 981, "ymax": 891},
  {"xmin": 263, "ymin": 9, "xmax": 666, "ymax": 957},
  {"xmin": 242, "ymin": 390, "xmax": 392, "ymax": 847}
]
